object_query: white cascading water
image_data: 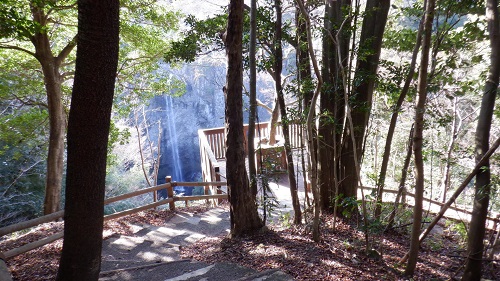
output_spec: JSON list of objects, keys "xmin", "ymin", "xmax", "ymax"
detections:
[{"xmin": 164, "ymin": 95, "xmax": 184, "ymax": 183}]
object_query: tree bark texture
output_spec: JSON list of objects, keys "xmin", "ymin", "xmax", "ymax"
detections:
[
  {"xmin": 405, "ymin": 0, "xmax": 435, "ymax": 276},
  {"xmin": 247, "ymin": 0, "xmax": 258, "ymax": 196},
  {"xmin": 339, "ymin": 0, "xmax": 390, "ymax": 208},
  {"xmin": 225, "ymin": 0, "xmax": 263, "ymax": 237},
  {"xmin": 462, "ymin": 0, "xmax": 500, "ymax": 279},
  {"xmin": 30, "ymin": 4, "xmax": 75, "ymax": 215},
  {"xmin": 56, "ymin": 1, "xmax": 119, "ymax": 280},
  {"xmin": 318, "ymin": 0, "xmax": 350, "ymax": 212},
  {"xmin": 295, "ymin": 3, "xmax": 313, "ymax": 195},
  {"xmin": 296, "ymin": 0, "xmax": 323, "ymax": 242},
  {"xmin": 274, "ymin": 0, "xmax": 301, "ymax": 224},
  {"xmin": 318, "ymin": 0, "xmax": 335, "ymax": 212},
  {"xmin": 295, "ymin": 3, "xmax": 313, "ymax": 206}
]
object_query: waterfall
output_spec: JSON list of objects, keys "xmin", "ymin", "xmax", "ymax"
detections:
[{"xmin": 165, "ymin": 95, "xmax": 184, "ymax": 182}]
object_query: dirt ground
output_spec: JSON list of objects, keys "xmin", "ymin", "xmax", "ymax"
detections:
[{"xmin": 1, "ymin": 206, "xmax": 498, "ymax": 281}]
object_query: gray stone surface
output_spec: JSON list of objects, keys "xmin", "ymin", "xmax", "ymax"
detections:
[
  {"xmin": 0, "ymin": 258, "xmax": 12, "ymax": 281},
  {"xmin": 99, "ymin": 208, "xmax": 293, "ymax": 280}
]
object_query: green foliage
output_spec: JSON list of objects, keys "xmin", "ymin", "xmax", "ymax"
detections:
[
  {"xmin": 337, "ymin": 195, "xmax": 360, "ymax": 219},
  {"xmin": 0, "ymin": 0, "xmax": 184, "ymax": 224},
  {"xmin": 445, "ymin": 219, "xmax": 468, "ymax": 244},
  {"xmin": 164, "ymin": 14, "xmax": 227, "ymax": 64},
  {"xmin": 115, "ymin": 1, "xmax": 185, "ymax": 117},
  {"xmin": 279, "ymin": 211, "xmax": 292, "ymax": 228},
  {"xmin": 0, "ymin": 1, "xmax": 37, "ymax": 39}
]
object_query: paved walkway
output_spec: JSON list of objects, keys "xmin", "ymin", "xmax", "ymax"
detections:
[{"xmin": 99, "ymin": 208, "xmax": 294, "ymax": 281}]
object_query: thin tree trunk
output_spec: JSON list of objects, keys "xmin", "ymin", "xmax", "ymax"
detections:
[
  {"xmin": 56, "ymin": 0, "xmax": 119, "ymax": 279},
  {"xmin": 399, "ymin": 136, "xmax": 500, "ymax": 265},
  {"xmin": 296, "ymin": 0, "xmax": 323, "ymax": 242},
  {"xmin": 248, "ymin": 0, "xmax": 258, "ymax": 196},
  {"xmin": 462, "ymin": 0, "xmax": 500, "ymax": 278},
  {"xmin": 374, "ymin": 12, "xmax": 424, "ymax": 219},
  {"xmin": 318, "ymin": 0, "xmax": 335, "ymax": 212},
  {"xmin": 405, "ymin": 0, "xmax": 435, "ymax": 276},
  {"xmin": 134, "ymin": 109, "xmax": 152, "ymax": 187},
  {"xmin": 41, "ymin": 62, "xmax": 66, "ymax": 215},
  {"xmin": 225, "ymin": 0, "xmax": 263, "ymax": 237},
  {"xmin": 385, "ymin": 125, "xmax": 414, "ymax": 231},
  {"xmin": 30, "ymin": 5, "xmax": 74, "ymax": 215},
  {"xmin": 274, "ymin": 0, "xmax": 301, "ymax": 224},
  {"xmin": 295, "ymin": 2, "xmax": 313, "ymax": 205},
  {"xmin": 440, "ymin": 96, "xmax": 458, "ymax": 203}
]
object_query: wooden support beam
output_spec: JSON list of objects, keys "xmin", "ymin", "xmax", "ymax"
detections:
[{"xmin": 166, "ymin": 176, "xmax": 175, "ymax": 210}]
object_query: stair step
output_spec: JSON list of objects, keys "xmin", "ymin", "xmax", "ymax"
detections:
[{"xmin": 99, "ymin": 260, "xmax": 294, "ymax": 281}]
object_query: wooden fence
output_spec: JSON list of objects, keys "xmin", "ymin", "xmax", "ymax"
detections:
[
  {"xmin": 0, "ymin": 179, "xmax": 228, "ymax": 261},
  {"xmin": 359, "ymin": 186, "xmax": 500, "ymax": 226},
  {"xmin": 198, "ymin": 121, "xmax": 303, "ymax": 182}
]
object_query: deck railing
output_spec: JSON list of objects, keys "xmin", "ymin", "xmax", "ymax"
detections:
[
  {"xmin": 0, "ymin": 179, "xmax": 227, "ymax": 261},
  {"xmin": 199, "ymin": 121, "xmax": 303, "ymax": 172}
]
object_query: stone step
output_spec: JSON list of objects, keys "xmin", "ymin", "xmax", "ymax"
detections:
[{"xmin": 99, "ymin": 260, "xmax": 294, "ymax": 281}]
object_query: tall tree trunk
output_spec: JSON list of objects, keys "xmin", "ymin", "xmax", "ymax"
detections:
[
  {"xmin": 41, "ymin": 61, "xmax": 66, "ymax": 215},
  {"xmin": 295, "ymin": 3, "xmax": 313, "ymax": 208},
  {"xmin": 30, "ymin": 5, "xmax": 75, "ymax": 215},
  {"xmin": 338, "ymin": 0, "xmax": 390, "ymax": 212},
  {"xmin": 56, "ymin": 0, "xmax": 120, "ymax": 280},
  {"xmin": 319, "ymin": 0, "xmax": 351, "ymax": 212},
  {"xmin": 295, "ymin": 2, "xmax": 313, "ymax": 196},
  {"xmin": 248, "ymin": 0, "xmax": 258, "ymax": 196},
  {"xmin": 296, "ymin": 0, "xmax": 323, "ymax": 242},
  {"xmin": 374, "ymin": 12, "xmax": 424, "ymax": 219},
  {"xmin": 274, "ymin": 0, "xmax": 301, "ymax": 224},
  {"xmin": 405, "ymin": 0, "xmax": 435, "ymax": 276},
  {"xmin": 225, "ymin": 0, "xmax": 263, "ymax": 236},
  {"xmin": 318, "ymin": 0, "xmax": 335, "ymax": 212},
  {"xmin": 462, "ymin": 0, "xmax": 500, "ymax": 279}
]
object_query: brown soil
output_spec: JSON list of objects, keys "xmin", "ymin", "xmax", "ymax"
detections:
[{"xmin": 1, "ymin": 208, "xmax": 498, "ymax": 281}]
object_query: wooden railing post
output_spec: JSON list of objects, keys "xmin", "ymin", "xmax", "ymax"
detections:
[
  {"xmin": 165, "ymin": 176, "xmax": 175, "ymax": 211},
  {"xmin": 215, "ymin": 168, "xmax": 222, "ymax": 205}
]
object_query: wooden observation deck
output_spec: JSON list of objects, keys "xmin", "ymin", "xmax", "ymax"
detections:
[{"xmin": 198, "ymin": 121, "xmax": 303, "ymax": 183}]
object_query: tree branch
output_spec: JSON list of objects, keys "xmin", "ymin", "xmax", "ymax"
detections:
[
  {"xmin": 0, "ymin": 44, "xmax": 35, "ymax": 57},
  {"xmin": 55, "ymin": 35, "xmax": 78, "ymax": 66}
]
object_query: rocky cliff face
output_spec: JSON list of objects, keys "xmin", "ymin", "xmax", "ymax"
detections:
[
  {"xmin": 147, "ymin": 60, "xmax": 227, "ymax": 186},
  {"xmin": 143, "ymin": 57, "xmax": 274, "ymax": 189}
]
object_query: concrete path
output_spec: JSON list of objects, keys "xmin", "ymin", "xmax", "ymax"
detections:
[{"xmin": 99, "ymin": 208, "xmax": 294, "ymax": 281}]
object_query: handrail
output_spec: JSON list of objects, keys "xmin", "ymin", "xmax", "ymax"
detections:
[
  {"xmin": 0, "ymin": 180, "xmax": 228, "ymax": 260},
  {"xmin": 358, "ymin": 186, "xmax": 500, "ymax": 224},
  {"xmin": 199, "ymin": 121, "xmax": 303, "ymax": 162},
  {"xmin": 0, "ymin": 210, "xmax": 65, "ymax": 237}
]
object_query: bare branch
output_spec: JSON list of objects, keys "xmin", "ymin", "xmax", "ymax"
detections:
[{"xmin": 0, "ymin": 44, "xmax": 35, "ymax": 57}]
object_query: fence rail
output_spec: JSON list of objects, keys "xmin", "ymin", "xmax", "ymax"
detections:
[
  {"xmin": 359, "ymin": 186, "xmax": 500, "ymax": 226},
  {"xmin": 0, "ymin": 179, "xmax": 228, "ymax": 261}
]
